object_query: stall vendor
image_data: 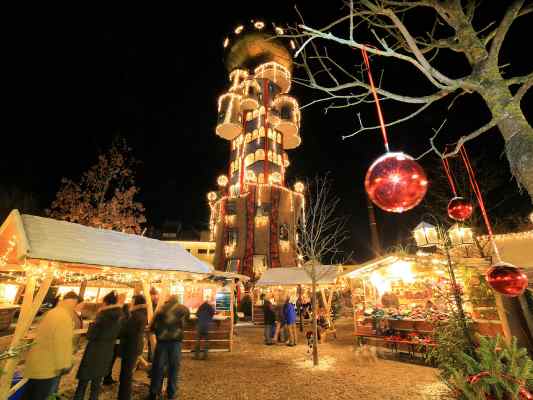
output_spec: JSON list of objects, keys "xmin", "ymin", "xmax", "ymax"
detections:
[{"xmin": 381, "ymin": 291, "xmax": 399, "ymax": 308}]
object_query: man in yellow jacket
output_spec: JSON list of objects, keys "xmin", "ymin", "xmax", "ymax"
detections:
[{"xmin": 23, "ymin": 291, "xmax": 79, "ymax": 400}]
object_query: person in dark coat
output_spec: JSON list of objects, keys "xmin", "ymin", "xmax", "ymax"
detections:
[
  {"xmin": 73, "ymin": 291, "xmax": 123, "ymax": 400},
  {"xmin": 104, "ymin": 293, "xmax": 129, "ymax": 386},
  {"xmin": 193, "ymin": 300, "xmax": 215, "ymax": 360},
  {"xmin": 148, "ymin": 295, "xmax": 190, "ymax": 400},
  {"xmin": 117, "ymin": 294, "xmax": 148, "ymax": 400},
  {"xmin": 262, "ymin": 295, "xmax": 276, "ymax": 345}
]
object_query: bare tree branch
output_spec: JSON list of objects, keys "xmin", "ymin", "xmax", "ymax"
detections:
[
  {"xmin": 514, "ymin": 76, "xmax": 533, "ymax": 103},
  {"xmin": 506, "ymin": 72, "xmax": 533, "ymax": 86},
  {"xmin": 488, "ymin": 0, "xmax": 525, "ymax": 63}
]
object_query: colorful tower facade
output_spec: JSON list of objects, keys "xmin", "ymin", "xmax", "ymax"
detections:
[{"xmin": 207, "ymin": 21, "xmax": 304, "ymax": 279}]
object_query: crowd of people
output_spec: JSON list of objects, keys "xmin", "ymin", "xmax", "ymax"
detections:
[
  {"xmin": 262, "ymin": 294, "xmax": 332, "ymax": 347},
  {"xmin": 22, "ymin": 289, "xmax": 215, "ymax": 400}
]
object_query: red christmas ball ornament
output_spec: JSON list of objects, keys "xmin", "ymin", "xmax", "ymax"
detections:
[
  {"xmin": 468, "ymin": 371, "xmax": 490, "ymax": 385},
  {"xmin": 365, "ymin": 152, "xmax": 428, "ymax": 213},
  {"xmin": 486, "ymin": 262, "xmax": 528, "ymax": 297},
  {"xmin": 519, "ymin": 387, "xmax": 533, "ymax": 400},
  {"xmin": 447, "ymin": 196, "xmax": 473, "ymax": 221}
]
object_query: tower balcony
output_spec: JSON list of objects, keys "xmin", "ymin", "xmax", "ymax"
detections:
[
  {"xmin": 270, "ymin": 95, "xmax": 301, "ymax": 149},
  {"xmin": 241, "ymin": 78, "xmax": 261, "ymax": 111},
  {"xmin": 254, "ymin": 62, "xmax": 291, "ymax": 93},
  {"xmin": 216, "ymin": 93, "xmax": 243, "ymax": 140}
]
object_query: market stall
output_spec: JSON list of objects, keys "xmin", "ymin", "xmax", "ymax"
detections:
[
  {"xmin": 344, "ymin": 252, "xmax": 502, "ymax": 358},
  {"xmin": 0, "ymin": 210, "xmax": 213, "ymax": 399},
  {"xmin": 253, "ymin": 265, "xmax": 341, "ymax": 339}
]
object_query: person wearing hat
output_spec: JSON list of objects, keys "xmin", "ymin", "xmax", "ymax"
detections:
[
  {"xmin": 23, "ymin": 291, "xmax": 80, "ymax": 400},
  {"xmin": 148, "ymin": 295, "xmax": 190, "ymax": 400},
  {"xmin": 74, "ymin": 291, "xmax": 123, "ymax": 400}
]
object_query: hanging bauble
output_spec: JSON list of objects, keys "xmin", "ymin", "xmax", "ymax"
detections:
[
  {"xmin": 365, "ymin": 152, "xmax": 428, "ymax": 213},
  {"xmin": 467, "ymin": 371, "xmax": 490, "ymax": 385},
  {"xmin": 519, "ymin": 387, "xmax": 533, "ymax": 400},
  {"xmin": 486, "ymin": 262, "xmax": 528, "ymax": 297},
  {"xmin": 447, "ymin": 196, "xmax": 473, "ymax": 221}
]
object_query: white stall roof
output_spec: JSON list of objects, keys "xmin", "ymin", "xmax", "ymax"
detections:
[
  {"xmin": 0, "ymin": 210, "xmax": 211, "ymax": 274},
  {"xmin": 256, "ymin": 265, "xmax": 340, "ymax": 286}
]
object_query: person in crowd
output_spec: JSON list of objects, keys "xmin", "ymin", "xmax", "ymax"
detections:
[
  {"xmin": 262, "ymin": 294, "xmax": 276, "ymax": 345},
  {"xmin": 49, "ymin": 294, "xmax": 85, "ymax": 396},
  {"xmin": 273, "ymin": 302, "xmax": 285, "ymax": 343},
  {"xmin": 117, "ymin": 294, "xmax": 148, "ymax": 400},
  {"xmin": 103, "ymin": 292, "xmax": 128, "ymax": 386},
  {"xmin": 146, "ymin": 287, "xmax": 159, "ymax": 361},
  {"xmin": 74, "ymin": 291, "xmax": 123, "ymax": 400},
  {"xmin": 317, "ymin": 307, "xmax": 329, "ymax": 343},
  {"xmin": 148, "ymin": 295, "xmax": 190, "ymax": 400},
  {"xmin": 194, "ymin": 298, "xmax": 215, "ymax": 360},
  {"xmin": 23, "ymin": 291, "xmax": 79, "ymax": 400},
  {"xmin": 149, "ymin": 287, "xmax": 159, "ymax": 311},
  {"xmin": 283, "ymin": 296, "xmax": 297, "ymax": 346}
]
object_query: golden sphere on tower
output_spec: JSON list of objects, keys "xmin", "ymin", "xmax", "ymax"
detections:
[
  {"xmin": 207, "ymin": 191, "xmax": 217, "ymax": 202},
  {"xmin": 217, "ymin": 175, "xmax": 229, "ymax": 187},
  {"xmin": 294, "ymin": 181, "xmax": 304, "ymax": 193}
]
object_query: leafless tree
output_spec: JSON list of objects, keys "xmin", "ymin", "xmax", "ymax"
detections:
[
  {"xmin": 297, "ymin": 175, "xmax": 350, "ymax": 366},
  {"xmin": 291, "ymin": 0, "xmax": 533, "ymax": 202}
]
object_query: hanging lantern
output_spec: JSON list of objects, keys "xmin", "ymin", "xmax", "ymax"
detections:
[
  {"xmin": 447, "ymin": 197, "xmax": 473, "ymax": 221},
  {"xmin": 447, "ymin": 224, "xmax": 474, "ymax": 247},
  {"xmin": 412, "ymin": 221, "xmax": 440, "ymax": 247},
  {"xmin": 365, "ymin": 152, "xmax": 428, "ymax": 213},
  {"xmin": 486, "ymin": 262, "xmax": 528, "ymax": 297}
]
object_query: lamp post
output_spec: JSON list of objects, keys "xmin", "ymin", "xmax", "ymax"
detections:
[{"xmin": 412, "ymin": 219, "xmax": 475, "ymax": 345}]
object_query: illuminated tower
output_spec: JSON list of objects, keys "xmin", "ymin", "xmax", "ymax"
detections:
[{"xmin": 207, "ymin": 20, "xmax": 304, "ymax": 279}]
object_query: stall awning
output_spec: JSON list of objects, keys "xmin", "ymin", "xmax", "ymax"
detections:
[
  {"xmin": 342, "ymin": 256, "xmax": 399, "ymax": 279},
  {"xmin": 0, "ymin": 210, "xmax": 211, "ymax": 274},
  {"xmin": 255, "ymin": 266, "xmax": 341, "ymax": 286}
]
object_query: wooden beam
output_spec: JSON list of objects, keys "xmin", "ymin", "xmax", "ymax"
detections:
[
  {"xmin": 79, "ymin": 280, "xmax": 87, "ymax": 300},
  {"xmin": 0, "ymin": 274, "xmax": 53, "ymax": 399},
  {"xmin": 141, "ymin": 280, "xmax": 156, "ymax": 360},
  {"xmin": 13, "ymin": 285, "xmax": 24, "ymax": 305},
  {"xmin": 229, "ymin": 283, "xmax": 235, "ymax": 352}
]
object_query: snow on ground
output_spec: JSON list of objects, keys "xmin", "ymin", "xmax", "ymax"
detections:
[{"xmin": 58, "ymin": 319, "xmax": 448, "ymax": 399}]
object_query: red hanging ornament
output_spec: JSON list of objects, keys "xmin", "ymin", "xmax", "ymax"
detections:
[
  {"xmin": 365, "ymin": 152, "xmax": 428, "ymax": 213},
  {"xmin": 486, "ymin": 262, "xmax": 528, "ymax": 297},
  {"xmin": 467, "ymin": 371, "xmax": 491, "ymax": 385},
  {"xmin": 447, "ymin": 196, "xmax": 473, "ymax": 221},
  {"xmin": 519, "ymin": 387, "xmax": 533, "ymax": 400}
]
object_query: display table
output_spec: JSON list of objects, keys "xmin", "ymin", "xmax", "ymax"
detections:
[
  {"xmin": 0, "ymin": 305, "xmax": 19, "ymax": 332},
  {"xmin": 182, "ymin": 315, "xmax": 233, "ymax": 352}
]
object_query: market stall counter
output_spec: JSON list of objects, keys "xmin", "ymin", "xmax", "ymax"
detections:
[{"xmin": 182, "ymin": 314, "xmax": 233, "ymax": 352}]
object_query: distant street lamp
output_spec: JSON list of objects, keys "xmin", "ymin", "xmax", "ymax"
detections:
[{"xmin": 412, "ymin": 218, "xmax": 474, "ymax": 345}]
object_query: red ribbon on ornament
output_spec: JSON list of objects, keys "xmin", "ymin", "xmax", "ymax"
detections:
[
  {"xmin": 467, "ymin": 371, "xmax": 533, "ymax": 399},
  {"xmin": 442, "ymin": 155, "xmax": 458, "ymax": 197},
  {"xmin": 361, "ymin": 47, "xmax": 390, "ymax": 152},
  {"xmin": 459, "ymin": 146, "xmax": 501, "ymax": 261}
]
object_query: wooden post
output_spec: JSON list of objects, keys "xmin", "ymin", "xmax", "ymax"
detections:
[
  {"xmin": 350, "ymin": 279, "xmax": 357, "ymax": 335},
  {"xmin": 0, "ymin": 274, "xmax": 53, "ymax": 400},
  {"xmin": 320, "ymin": 288, "xmax": 332, "ymax": 325},
  {"xmin": 142, "ymin": 280, "xmax": 156, "ymax": 360},
  {"xmin": 13, "ymin": 285, "xmax": 24, "ymax": 305},
  {"xmin": 79, "ymin": 280, "xmax": 87, "ymax": 300},
  {"xmin": 229, "ymin": 282, "xmax": 234, "ymax": 352}
]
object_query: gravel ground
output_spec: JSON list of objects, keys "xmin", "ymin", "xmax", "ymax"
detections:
[{"xmin": 58, "ymin": 319, "xmax": 449, "ymax": 399}]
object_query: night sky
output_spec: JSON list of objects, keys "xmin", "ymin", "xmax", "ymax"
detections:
[{"xmin": 3, "ymin": 2, "xmax": 532, "ymax": 261}]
